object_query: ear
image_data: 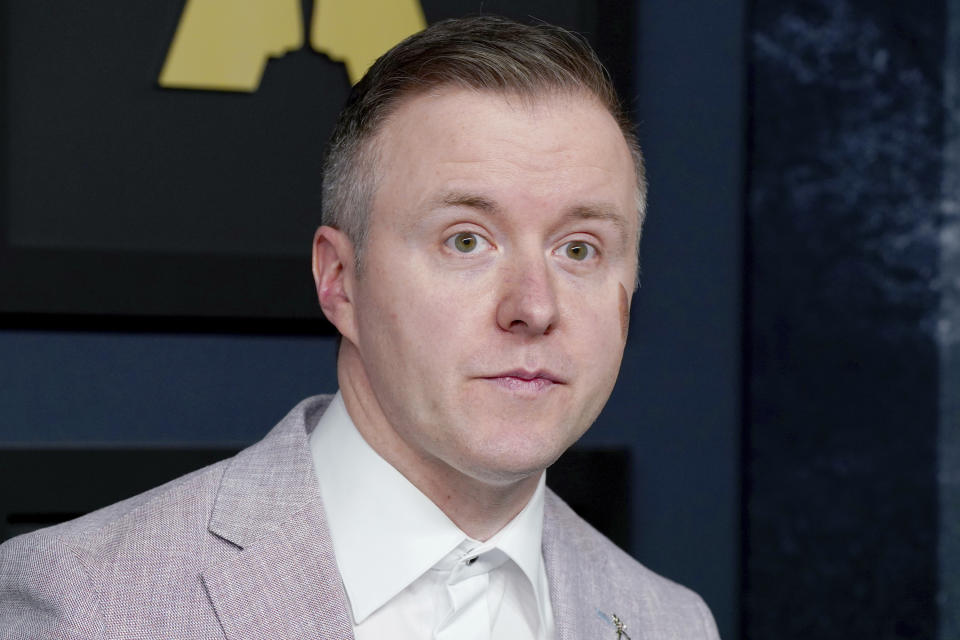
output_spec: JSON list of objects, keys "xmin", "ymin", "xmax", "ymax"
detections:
[{"xmin": 312, "ymin": 225, "xmax": 359, "ymax": 344}]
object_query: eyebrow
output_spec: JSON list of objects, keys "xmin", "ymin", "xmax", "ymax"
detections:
[
  {"xmin": 434, "ymin": 191, "xmax": 501, "ymax": 215},
  {"xmin": 429, "ymin": 191, "xmax": 629, "ymax": 235},
  {"xmin": 562, "ymin": 204, "xmax": 629, "ymax": 235}
]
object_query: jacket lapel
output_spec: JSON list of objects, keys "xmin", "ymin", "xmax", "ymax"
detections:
[
  {"xmin": 202, "ymin": 500, "xmax": 354, "ymax": 640},
  {"xmin": 542, "ymin": 489, "xmax": 615, "ymax": 640},
  {"xmin": 200, "ymin": 396, "xmax": 355, "ymax": 640}
]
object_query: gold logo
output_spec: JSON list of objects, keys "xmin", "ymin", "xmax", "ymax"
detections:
[{"xmin": 159, "ymin": 0, "xmax": 426, "ymax": 92}]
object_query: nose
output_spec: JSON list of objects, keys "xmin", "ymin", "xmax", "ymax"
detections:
[{"xmin": 495, "ymin": 254, "xmax": 559, "ymax": 336}]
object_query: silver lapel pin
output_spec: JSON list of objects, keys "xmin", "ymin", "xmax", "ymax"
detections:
[{"xmin": 611, "ymin": 613, "xmax": 631, "ymax": 640}]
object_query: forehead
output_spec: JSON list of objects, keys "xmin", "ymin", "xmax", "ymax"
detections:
[{"xmin": 369, "ymin": 87, "xmax": 637, "ymax": 228}]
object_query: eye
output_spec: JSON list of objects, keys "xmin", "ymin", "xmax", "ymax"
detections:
[
  {"xmin": 562, "ymin": 240, "xmax": 596, "ymax": 261},
  {"xmin": 446, "ymin": 231, "xmax": 488, "ymax": 253}
]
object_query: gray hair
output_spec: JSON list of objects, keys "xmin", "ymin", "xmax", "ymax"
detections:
[{"xmin": 321, "ymin": 15, "xmax": 646, "ymax": 269}]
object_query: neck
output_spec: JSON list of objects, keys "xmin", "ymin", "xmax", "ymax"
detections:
[{"xmin": 336, "ymin": 344, "xmax": 542, "ymax": 541}]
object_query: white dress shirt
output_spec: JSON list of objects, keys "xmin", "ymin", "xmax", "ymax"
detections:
[{"xmin": 309, "ymin": 392, "xmax": 555, "ymax": 640}]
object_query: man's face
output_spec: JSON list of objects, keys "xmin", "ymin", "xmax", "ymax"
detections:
[{"xmin": 345, "ymin": 88, "xmax": 638, "ymax": 485}]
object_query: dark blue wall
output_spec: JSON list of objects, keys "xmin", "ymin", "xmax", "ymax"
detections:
[
  {"xmin": 629, "ymin": 1, "xmax": 743, "ymax": 637},
  {"xmin": 0, "ymin": 331, "xmax": 338, "ymax": 444}
]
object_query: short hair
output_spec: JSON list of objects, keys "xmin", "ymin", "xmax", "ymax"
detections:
[{"xmin": 321, "ymin": 15, "xmax": 646, "ymax": 268}]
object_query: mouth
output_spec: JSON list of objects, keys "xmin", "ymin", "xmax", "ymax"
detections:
[{"xmin": 481, "ymin": 369, "xmax": 565, "ymax": 393}]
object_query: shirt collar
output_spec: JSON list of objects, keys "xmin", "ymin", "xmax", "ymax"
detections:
[
  {"xmin": 309, "ymin": 391, "xmax": 547, "ymax": 624},
  {"xmin": 482, "ymin": 469, "xmax": 546, "ymax": 600}
]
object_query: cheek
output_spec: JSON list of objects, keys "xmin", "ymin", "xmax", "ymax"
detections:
[
  {"xmin": 568, "ymin": 284, "xmax": 627, "ymax": 358},
  {"xmin": 370, "ymin": 275, "xmax": 479, "ymax": 356}
]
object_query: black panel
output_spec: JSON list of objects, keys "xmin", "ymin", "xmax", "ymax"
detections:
[
  {"xmin": 0, "ymin": 446, "xmax": 630, "ymax": 550},
  {"xmin": 0, "ymin": 448, "xmax": 237, "ymax": 542},
  {"xmin": 0, "ymin": 0, "xmax": 635, "ymax": 333}
]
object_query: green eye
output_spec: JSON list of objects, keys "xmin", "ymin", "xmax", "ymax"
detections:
[
  {"xmin": 453, "ymin": 232, "xmax": 478, "ymax": 253},
  {"xmin": 565, "ymin": 241, "xmax": 592, "ymax": 261}
]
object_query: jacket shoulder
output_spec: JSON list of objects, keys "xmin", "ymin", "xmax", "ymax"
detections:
[
  {"xmin": 0, "ymin": 459, "xmax": 231, "ymax": 639},
  {"xmin": 17, "ymin": 455, "xmax": 228, "ymax": 554}
]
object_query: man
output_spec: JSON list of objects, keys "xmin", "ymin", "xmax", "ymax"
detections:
[{"xmin": 0, "ymin": 16, "xmax": 719, "ymax": 640}]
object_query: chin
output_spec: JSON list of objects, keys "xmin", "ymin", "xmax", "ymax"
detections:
[
  {"xmin": 461, "ymin": 459, "xmax": 550, "ymax": 487},
  {"xmin": 458, "ymin": 434, "xmax": 574, "ymax": 485}
]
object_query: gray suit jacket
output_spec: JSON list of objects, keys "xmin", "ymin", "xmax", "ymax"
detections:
[{"xmin": 0, "ymin": 396, "xmax": 719, "ymax": 640}]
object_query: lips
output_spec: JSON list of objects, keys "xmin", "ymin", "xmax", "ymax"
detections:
[
  {"xmin": 494, "ymin": 369, "xmax": 563, "ymax": 383},
  {"xmin": 481, "ymin": 369, "xmax": 565, "ymax": 392}
]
